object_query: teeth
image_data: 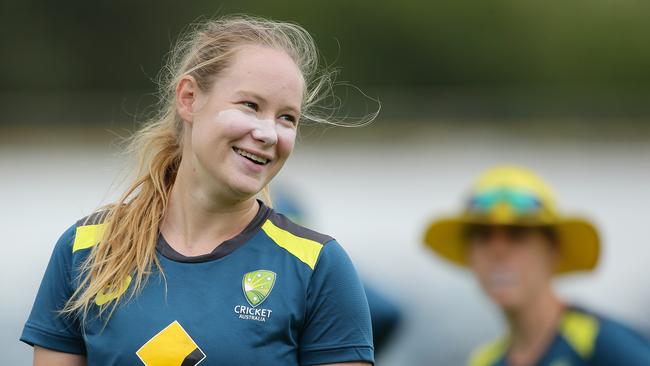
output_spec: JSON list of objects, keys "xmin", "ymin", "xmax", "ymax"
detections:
[{"xmin": 235, "ymin": 148, "xmax": 268, "ymax": 164}]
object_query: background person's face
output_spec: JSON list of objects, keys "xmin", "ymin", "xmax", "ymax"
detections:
[
  {"xmin": 466, "ymin": 225, "xmax": 557, "ymax": 310},
  {"xmin": 184, "ymin": 45, "xmax": 304, "ymax": 199}
]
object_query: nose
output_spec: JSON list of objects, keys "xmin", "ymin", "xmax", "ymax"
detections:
[
  {"xmin": 483, "ymin": 229, "xmax": 512, "ymax": 257},
  {"xmin": 251, "ymin": 119, "xmax": 278, "ymax": 146}
]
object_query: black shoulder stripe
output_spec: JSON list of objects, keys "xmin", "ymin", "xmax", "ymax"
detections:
[
  {"xmin": 267, "ymin": 210, "xmax": 334, "ymax": 245},
  {"xmin": 76, "ymin": 209, "xmax": 110, "ymax": 227}
]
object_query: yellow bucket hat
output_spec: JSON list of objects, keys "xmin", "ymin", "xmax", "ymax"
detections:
[{"xmin": 423, "ymin": 165, "xmax": 600, "ymax": 274}]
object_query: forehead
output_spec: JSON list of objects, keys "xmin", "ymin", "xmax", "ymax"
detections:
[{"xmin": 218, "ymin": 45, "xmax": 304, "ymax": 105}]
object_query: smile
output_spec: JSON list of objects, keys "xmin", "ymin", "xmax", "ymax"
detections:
[
  {"xmin": 233, "ymin": 147, "xmax": 270, "ymax": 165},
  {"xmin": 487, "ymin": 272, "xmax": 517, "ymax": 288}
]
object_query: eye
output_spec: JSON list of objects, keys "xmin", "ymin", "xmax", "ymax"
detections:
[
  {"xmin": 242, "ymin": 101, "xmax": 259, "ymax": 111},
  {"xmin": 279, "ymin": 114, "xmax": 297, "ymax": 125},
  {"xmin": 465, "ymin": 225, "xmax": 492, "ymax": 244}
]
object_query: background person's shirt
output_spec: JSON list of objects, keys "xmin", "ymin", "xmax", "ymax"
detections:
[
  {"xmin": 20, "ymin": 202, "xmax": 374, "ymax": 365},
  {"xmin": 469, "ymin": 306, "xmax": 650, "ymax": 366}
]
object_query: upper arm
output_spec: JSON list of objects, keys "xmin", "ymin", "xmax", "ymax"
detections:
[
  {"xmin": 34, "ymin": 346, "xmax": 86, "ymax": 366},
  {"xmin": 299, "ymin": 241, "xmax": 374, "ymax": 366},
  {"xmin": 20, "ymin": 224, "xmax": 87, "ymax": 354},
  {"xmin": 591, "ymin": 320, "xmax": 650, "ymax": 365}
]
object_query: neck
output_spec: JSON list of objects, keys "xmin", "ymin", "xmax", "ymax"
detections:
[
  {"xmin": 504, "ymin": 286, "xmax": 564, "ymax": 366},
  {"xmin": 159, "ymin": 163, "xmax": 260, "ymax": 257}
]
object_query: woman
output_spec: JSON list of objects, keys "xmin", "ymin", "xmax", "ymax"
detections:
[
  {"xmin": 424, "ymin": 166, "xmax": 650, "ymax": 366},
  {"xmin": 21, "ymin": 16, "xmax": 374, "ymax": 366}
]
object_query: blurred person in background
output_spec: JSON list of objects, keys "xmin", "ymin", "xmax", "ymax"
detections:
[
  {"xmin": 273, "ymin": 186, "xmax": 402, "ymax": 355},
  {"xmin": 423, "ymin": 166, "xmax": 650, "ymax": 366},
  {"xmin": 20, "ymin": 15, "xmax": 374, "ymax": 366}
]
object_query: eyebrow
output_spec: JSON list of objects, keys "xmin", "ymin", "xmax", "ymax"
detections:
[{"xmin": 235, "ymin": 90, "xmax": 301, "ymax": 115}]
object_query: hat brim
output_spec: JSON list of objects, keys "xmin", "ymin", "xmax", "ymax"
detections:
[{"xmin": 423, "ymin": 216, "xmax": 600, "ymax": 275}]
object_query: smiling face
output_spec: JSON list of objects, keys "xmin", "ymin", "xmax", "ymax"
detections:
[
  {"xmin": 465, "ymin": 225, "xmax": 558, "ymax": 310},
  {"xmin": 177, "ymin": 44, "xmax": 304, "ymax": 201}
]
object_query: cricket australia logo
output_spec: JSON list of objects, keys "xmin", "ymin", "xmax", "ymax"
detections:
[{"xmin": 233, "ymin": 270, "xmax": 276, "ymax": 322}]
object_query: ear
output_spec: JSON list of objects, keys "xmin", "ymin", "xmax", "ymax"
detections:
[{"xmin": 176, "ymin": 75, "xmax": 198, "ymax": 123}]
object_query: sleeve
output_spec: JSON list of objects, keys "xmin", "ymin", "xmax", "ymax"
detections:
[
  {"xmin": 20, "ymin": 224, "xmax": 86, "ymax": 354},
  {"xmin": 299, "ymin": 240, "xmax": 374, "ymax": 365},
  {"xmin": 591, "ymin": 318, "xmax": 650, "ymax": 365}
]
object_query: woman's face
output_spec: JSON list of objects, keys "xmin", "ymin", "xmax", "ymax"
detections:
[
  {"xmin": 466, "ymin": 225, "xmax": 557, "ymax": 311},
  {"xmin": 178, "ymin": 45, "xmax": 303, "ymax": 200}
]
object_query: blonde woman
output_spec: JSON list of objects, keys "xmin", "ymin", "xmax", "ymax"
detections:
[{"xmin": 21, "ymin": 16, "xmax": 374, "ymax": 366}]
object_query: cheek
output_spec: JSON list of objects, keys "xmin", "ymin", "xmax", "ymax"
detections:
[
  {"xmin": 190, "ymin": 121, "xmax": 219, "ymax": 154},
  {"xmin": 513, "ymin": 247, "xmax": 551, "ymax": 286},
  {"xmin": 466, "ymin": 247, "xmax": 481, "ymax": 269},
  {"xmin": 213, "ymin": 109, "xmax": 256, "ymax": 138},
  {"xmin": 275, "ymin": 126, "xmax": 296, "ymax": 158},
  {"xmin": 190, "ymin": 113, "xmax": 238, "ymax": 150},
  {"xmin": 467, "ymin": 248, "xmax": 490, "ymax": 279}
]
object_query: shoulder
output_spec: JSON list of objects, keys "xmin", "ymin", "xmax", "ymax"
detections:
[
  {"xmin": 591, "ymin": 310, "xmax": 650, "ymax": 362},
  {"xmin": 75, "ymin": 210, "xmax": 109, "ymax": 227},
  {"xmin": 561, "ymin": 306, "xmax": 650, "ymax": 363},
  {"xmin": 558, "ymin": 307, "xmax": 600, "ymax": 359},
  {"xmin": 70, "ymin": 210, "xmax": 109, "ymax": 254},
  {"xmin": 468, "ymin": 337, "xmax": 507, "ymax": 366},
  {"xmin": 263, "ymin": 210, "xmax": 335, "ymax": 244},
  {"xmin": 597, "ymin": 314, "xmax": 649, "ymax": 343},
  {"xmin": 260, "ymin": 210, "xmax": 336, "ymax": 270},
  {"xmin": 50, "ymin": 210, "xmax": 109, "ymax": 258},
  {"xmin": 33, "ymin": 211, "xmax": 108, "ymax": 289}
]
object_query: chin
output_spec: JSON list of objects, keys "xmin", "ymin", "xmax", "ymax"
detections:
[
  {"xmin": 487, "ymin": 290, "xmax": 524, "ymax": 310},
  {"xmin": 227, "ymin": 176, "xmax": 268, "ymax": 198}
]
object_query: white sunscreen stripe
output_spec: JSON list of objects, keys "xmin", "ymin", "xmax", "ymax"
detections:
[{"xmin": 215, "ymin": 108, "xmax": 275, "ymax": 126}]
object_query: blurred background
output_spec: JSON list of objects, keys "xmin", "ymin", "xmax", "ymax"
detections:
[{"xmin": 1, "ymin": 0, "xmax": 649, "ymax": 365}]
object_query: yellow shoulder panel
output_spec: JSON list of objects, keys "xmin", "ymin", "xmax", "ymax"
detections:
[
  {"xmin": 261, "ymin": 220, "xmax": 323, "ymax": 270},
  {"xmin": 468, "ymin": 338, "xmax": 507, "ymax": 366},
  {"xmin": 72, "ymin": 223, "xmax": 106, "ymax": 253},
  {"xmin": 560, "ymin": 310, "xmax": 599, "ymax": 359}
]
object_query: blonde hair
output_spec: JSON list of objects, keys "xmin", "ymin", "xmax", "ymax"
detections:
[{"xmin": 63, "ymin": 15, "xmax": 362, "ymax": 320}]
